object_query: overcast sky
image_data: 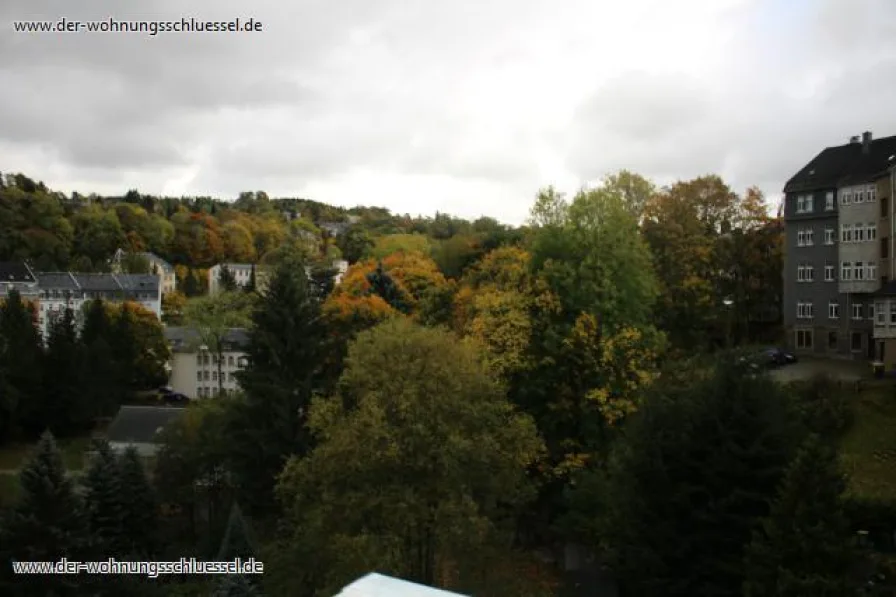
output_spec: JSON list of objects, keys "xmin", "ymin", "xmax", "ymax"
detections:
[{"xmin": 2, "ymin": 0, "xmax": 895, "ymax": 224}]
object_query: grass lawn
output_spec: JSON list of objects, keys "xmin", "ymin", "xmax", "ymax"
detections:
[
  {"xmin": 840, "ymin": 385, "xmax": 896, "ymax": 500},
  {"xmin": 0, "ymin": 434, "xmax": 94, "ymax": 472}
]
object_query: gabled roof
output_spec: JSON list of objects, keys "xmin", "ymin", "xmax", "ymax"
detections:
[
  {"xmin": 35, "ymin": 272, "xmax": 80, "ymax": 290},
  {"xmin": 784, "ymin": 134, "xmax": 896, "ymax": 193},
  {"xmin": 336, "ymin": 573, "xmax": 469, "ymax": 597},
  {"xmin": 106, "ymin": 406, "xmax": 184, "ymax": 444},
  {"xmin": 0, "ymin": 261, "xmax": 36, "ymax": 283},
  {"xmin": 116, "ymin": 274, "xmax": 160, "ymax": 293},
  {"xmin": 164, "ymin": 326, "xmax": 250, "ymax": 352},
  {"xmin": 74, "ymin": 273, "xmax": 123, "ymax": 292}
]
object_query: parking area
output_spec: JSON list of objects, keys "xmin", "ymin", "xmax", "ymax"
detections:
[{"xmin": 768, "ymin": 357, "xmax": 870, "ymax": 383}]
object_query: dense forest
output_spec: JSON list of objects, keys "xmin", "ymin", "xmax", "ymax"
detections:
[{"xmin": 2, "ymin": 169, "xmax": 868, "ymax": 597}]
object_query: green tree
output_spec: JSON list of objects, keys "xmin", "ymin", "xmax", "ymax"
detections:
[
  {"xmin": 120, "ymin": 252, "xmax": 151, "ymax": 274},
  {"xmin": 273, "ymin": 318, "xmax": 544, "ymax": 596},
  {"xmin": 335, "ymin": 227, "xmax": 373, "ymax": 264},
  {"xmin": 40, "ymin": 308, "xmax": 90, "ymax": 436},
  {"xmin": 218, "ymin": 265, "xmax": 239, "ymax": 292},
  {"xmin": 231, "ymin": 252, "xmax": 330, "ymax": 514},
  {"xmin": 217, "ymin": 502, "xmax": 256, "ymax": 561},
  {"xmin": 82, "ymin": 439, "xmax": 126, "ymax": 556},
  {"xmin": 0, "ymin": 290, "xmax": 42, "ymax": 441},
  {"xmin": 80, "ymin": 300, "xmax": 120, "ymax": 418},
  {"xmin": 184, "ymin": 293, "xmax": 253, "ymax": 396},
  {"xmin": 72, "ymin": 206, "xmax": 126, "ymax": 268},
  {"xmin": 591, "ymin": 359, "xmax": 805, "ymax": 596},
  {"xmin": 0, "ymin": 431, "xmax": 88, "ymax": 596},
  {"xmin": 743, "ymin": 434, "xmax": 858, "ymax": 597},
  {"xmin": 600, "ymin": 169, "xmax": 656, "ymax": 221},
  {"xmin": 118, "ymin": 447, "xmax": 159, "ymax": 558}
]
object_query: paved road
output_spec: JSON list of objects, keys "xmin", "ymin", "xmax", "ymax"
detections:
[{"xmin": 769, "ymin": 358, "xmax": 869, "ymax": 383}]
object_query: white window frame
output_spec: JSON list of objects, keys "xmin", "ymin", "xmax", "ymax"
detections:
[
  {"xmin": 842, "ymin": 261, "xmax": 852, "ymax": 280},
  {"xmin": 797, "ymin": 264, "xmax": 806, "ymax": 282},
  {"xmin": 798, "ymin": 229, "xmax": 806, "ymax": 246},
  {"xmin": 857, "ymin": 189, "xmax": 865, "ymax": 203},
  {"xmin": 868, "ymin": 223, "xmax": 877, "ymax": 241},
  {"xmin": 805, "ymin": 228, "xmax": 814, "ymax": 246},
  {"xmin": 825, "ymin": 191, "xmax": 835, "ymax": 210},
  {"xmin": 877, "ymin": 302, "xmax": 887, "ymax": 325},
  {"xmin": 824, "ymin": 227, "xmax": 835, "ymax": 245},
  {"xmin": 841, "ymin": 224, "xmax": 852, "ymax": 243},
  {"xmin": 828, "ymin": 301, "xmax": 840, "ymax": 319},
  {"xmin": 853, "ymin": 303, "xmax": 863, "ymax": 320},
  {"xmin": 806, "ymin": 195, "xmax": 814, "ymax": 212},
  {"xmin": 869, "ymin": 186, "xmax": 877, "ymax": 202},
  {"xmin": 855, "ymin": 226, "xmax": 865, "ymax": 242},
  {"xmin": 855, "ymin": 261, "xmax": 865, "ymax": 280},
  {"xmin": 867, "ymin": 263, "xmax": 878, "ymax": 280},
  {"xmin": 797, "ymin": 196, "xmax": 807, "ymax": 213},
  {"xmin": 797, "ymin": 301, "xmax": 814, "ymax": 319},
  {"xmin": 806, "ymin": 264, "xmax": 815, "ymax": 282},
  {"xmin": 824, "ymin": 264, "xmax": 835, "ymax": 281}
]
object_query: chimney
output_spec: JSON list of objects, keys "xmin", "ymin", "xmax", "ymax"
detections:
[
  {"xmin": 863, "ymin": 131, "xmax": 873, "ymax": 154},
  {"xmin": 850, "ymin": 135, "xmax": 861, "ymax": 144}
]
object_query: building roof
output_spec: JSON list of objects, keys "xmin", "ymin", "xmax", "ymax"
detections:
[
  {"xmin": 784, "ymin": 134, "xmax": 896, "ymax": 193},
  {"xmin": 214, "ymin": 263, "xmax": 254, "ymax": 271},
  {"xmin": 164, "ymin": 326, "xmax": 250, "ymax": 352},
  {"xmin": 336, "ymin": 573, "xmax": 468, "ymax": 597},
  {"xmin": 0, "ymin": 261, "xmax": 36, "ymax": 283},
  {"xmin": 116, "ymin": 274, "xmax": 160, "ymax": 293},
  {"xmin": 74, "ymin": 273, "xmax": 123, "ymax": 292},
  {"xmin": 35, "ymin": 272, "xmax": 81, "ymax": 290},
  {"xmin": 106, "ymin": 405, "xmax": 184, "ymax": 445}
]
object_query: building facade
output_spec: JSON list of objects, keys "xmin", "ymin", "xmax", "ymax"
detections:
[
  {"xmin": 34, "ymin": 271, "xmax": 161, "ymax": 339},
  {"xmin": 784, "ymin": 131, "xmax": 896, "ymax": 360},
  {"xmin": 873, "ymin": 166, "xmax": 896, "ymax": 367},
  {"xmin": 208, "ymin": 263, "xmax": 269, "ymax": 295},
  {"xmin": 165, "ymin": 326, "xmax": 249, "ymax": 399},
  {"xmin": 111, "ymin": 249, "xmax": 177, "ymax": 295}
]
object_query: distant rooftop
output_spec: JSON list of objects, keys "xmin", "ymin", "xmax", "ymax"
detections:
[
  {"xmin": 0, "ymin": 261, "xmax": 36, "ymax": 283},
  {"xmin": 164, "ymin": 326, "xmax": 250, "ymax": 352}
]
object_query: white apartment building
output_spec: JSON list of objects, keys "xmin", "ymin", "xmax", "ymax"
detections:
[
  {"xmin": 164, "ymin": 326, "xmax": 250, "ymax": 399},
  {"xmin": 207, "ymin": 263, "xmax": 269, "ymax": 295}
]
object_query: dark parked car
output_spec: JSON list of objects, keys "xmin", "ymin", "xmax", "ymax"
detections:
[
  {"xmin": 157, "ymin": 387, "xmax": 189, "ymax": 405},
  {"xmin": 761, "ymin": 347, "xmax": 797, "ymax": 367}
]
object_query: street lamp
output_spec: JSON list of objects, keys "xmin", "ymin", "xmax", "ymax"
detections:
[{"xmin": 722, "ymin": 297, "xmax": 734, "ymax": 349}]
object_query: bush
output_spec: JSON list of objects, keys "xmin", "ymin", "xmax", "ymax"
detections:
[{"xmin": 792, "ymin": 374, "xmax": 854, "ymax": 439}]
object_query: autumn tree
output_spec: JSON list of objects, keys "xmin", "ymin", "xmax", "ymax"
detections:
[
  {"xmin": 743, "ymin": 434, "xmax": 857, "ymax": 597},
  {"xmin": 161, "ymin": 290, "xmax": 187, "ymax": 326},
  {"xmin": 184, "ymin": 292, "xmax": 254, "ymax": 395},
  {"xmin": 272, "ymin": 318, "xmax": 544, "ymax": 596},
  {"xmin": 366, "ymin": 233, "xmax": 432, "ymax": 260}
]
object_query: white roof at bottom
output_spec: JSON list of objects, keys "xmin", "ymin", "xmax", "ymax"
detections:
[{"xmin": 336, "ymin": 573, "xmax": 469, "ymax": 597}]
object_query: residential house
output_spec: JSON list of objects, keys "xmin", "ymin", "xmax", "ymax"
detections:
[
  {"xmin": 208, "ymin": 263, "xmax": 270, "ymax": 295},
  {"xmin": 164, "ymin": 326, "xmax": 250, "ymax": 399},
  {"xmin": 33, "ymin": 271, "xmax": 162, "ymax": 339},
  {"xmin": 336, "ymin": 573, "xmax": 469, "ymax": 596},
  {"xmin": 105, "ymin": 405, "xmax": 185, "ymax": 457},
  {"xmin": 0, "ymin": 261, "xmax": 39, "ymax": 298},
  {"xmin": 319, "ymin": 221, "xmax": 350, "ymax": 237},
  {"xmin": 873, "ymin": 163, "xmax": 896, "ymax": 368},
  {"xmin": 784, "ymin": 131, "xmax": 896, "ymax": 358},
  {"xmin": 112, "ymin": 248, "xmax": 177, "ymax": 294}
]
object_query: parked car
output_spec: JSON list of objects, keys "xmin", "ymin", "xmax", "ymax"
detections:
[
  {"xmin": 157, "ymin": 387, "xmax": 189, "ymax": 405},
  {"xmin": 762, "ymin": 347, "xmax": 797, "ymax": 367}
]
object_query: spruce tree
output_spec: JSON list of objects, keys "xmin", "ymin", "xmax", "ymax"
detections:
[
  {"xmin": 80, "ymin": 300, "xmax": 119, "ymax": 418},
  {"xmin": 597, "ymin": 359, "xmax": 806, "ymax": 596},
  {"xmin": 0, "ymin": 289, "xmax": 42, "ymax": 440},
  {"xmin": 365, "ymin": 261, "xmax": 408, "ymax": 313},
  {"xmin": 82, "ymin": 439, "xmax": 126, "ymax": 557},
  {"xmin": 216, "ymin": 502, "xmax": 256, "ymax": 561},
  {"xmin": 231, "ymin": 253, "xmax": 329, "ymax": 514},
  {"xmin": 0, "ymin": 431, "xmax": 88, "ymax": 595},
  {"xmin": 118, "ymin": 447, "xmax": 159, "ymax": 558},
  {"xmin": 110, "ymin": 303, "xmax": 139, "ymax": 391},
  {"xmin": 743, "ymin": 434, "xmax": 858, "ymax": 596},
  {"xmin": 183, "ymin": 269, "xmax": 201, "ymax": 297},
  {"xmin": 246, "ymin": 265, "xmax": 257, "ymax": 293},
  {"xmin": 40, "ymin": 308, "xmax": 89, "ymax": 436}
]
